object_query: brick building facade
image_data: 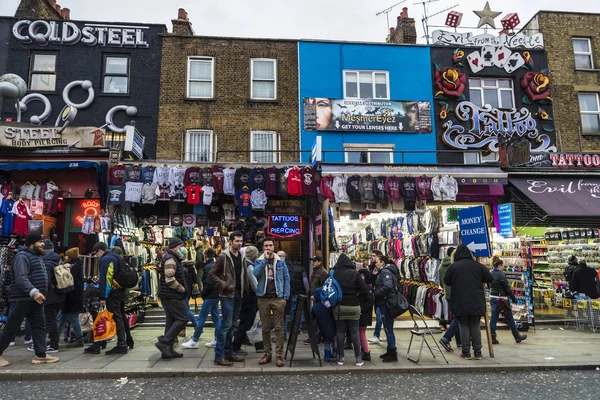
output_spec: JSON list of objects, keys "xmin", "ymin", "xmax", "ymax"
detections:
[
  {"xmin": 157, "ymin": 10, "xmax": 299, "ymax": 163},
  {"xmin": 522, "ymin": 11, "xmax": 600, "ymax": 152}
]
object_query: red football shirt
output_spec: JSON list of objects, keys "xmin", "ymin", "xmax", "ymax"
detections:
[
  {"xmin": 186, "ymin": 185, "xmax": 203, "ymax": 204},
  {"xmin": 287, "ymin": 168, "xmax": 303, "ymax": 196}
]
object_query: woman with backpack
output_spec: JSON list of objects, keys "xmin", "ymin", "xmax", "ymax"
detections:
[
  {"xmin": 357, "ymin": 268, "xmax": 374, "ymax": 361},
  {"xmin": 373, "ymin": 255, "xmax": 400, "ymax": 363},
  {"xmin": 57, "ymin": 248, "xmax": 85, "ymax": 348},
  {"xmin": 331, "ymin": 253, "xmax": 369, "ymax": 366}
]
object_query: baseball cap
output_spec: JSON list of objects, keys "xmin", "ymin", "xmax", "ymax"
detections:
[{"xmin": 311, "ymin": 255, "xmax": 323, "ymax": 262}]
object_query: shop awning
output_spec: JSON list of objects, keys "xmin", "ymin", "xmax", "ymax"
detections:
[
  {"xmin": 319, "ymin": 164, "xmax": 508, "ymax": 184},
  {"xmin": 509, "ymin": 177, "xmax": 600, "ymax": 217},
  {"xmin": 0, "ymin": 161, "xmax": 109, "ymax": 209}
]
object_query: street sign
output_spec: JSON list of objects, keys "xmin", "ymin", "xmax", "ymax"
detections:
[
  {"xmin": 497, "ymin": 203, "xmax": 514, "ymax": 237},
  {"xmin": 311, "ymin": 136, "xmax": 322, "ymax": 168},
  {"xmin": 458, "ymin": 205, "xmax": 491, "ymax": 257}
]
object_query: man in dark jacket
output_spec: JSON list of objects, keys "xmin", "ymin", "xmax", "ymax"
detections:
[
  {"xmin": 156, "ymin": 237, "xmax": 189, "ymax": 359},
  {"xmin": 572, "ymin": 258, "xmax": 599, "ymax": 299},
  {"xmin": 182, "ymin": 248, "xmax": 221, "ymax": 349},
  {"xmin": 58, "ymin": 247, "xmax": 85, "ymax": 348},
  {"xmin": 438, "ymin": 247, "xmax": 461, "ymax": 351},
  {"xmin": 564, "ymin": 255, "xmax": 579, "ymax": 291},
  {"xmin": 373, "ymin": 255, "xmax": 400, "ymax": 362},
  {"xmin": 444, "ymin": 244, "xmax": 493, "ymax": 360},
  {"xmin": 232, "ymin": 246, "xmax": 259, "ymax": 355},
  {"xmin": 91, "ymin": 242, "xmax": 128, "ymax": 355},
  {"xmin": 0, "ymin": 233, "xmax": 58, "ymax": 367},
  {"xmin": 309, "ymin": 255, "xmax": 328, "ymax": 296},
  {"xmin": 38, "ymin": 239, "xmax": 65, "ymax": 352},
  {"xmin": 489, "ymin": 257, "xmax": 527, "ymax": 344},
  {"xmin": 208, "ymin": 231, "xmax": 248, "ymax": 366}
]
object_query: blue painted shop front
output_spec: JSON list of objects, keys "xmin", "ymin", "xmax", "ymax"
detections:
[{"xmin": 299, "ymin": 41, "xmax": 436, "ymax": 164}]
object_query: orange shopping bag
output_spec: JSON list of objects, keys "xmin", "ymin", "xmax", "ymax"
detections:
[{"xmin": 93, "ymin": 308, "xmax": 117, "ymax": 342}]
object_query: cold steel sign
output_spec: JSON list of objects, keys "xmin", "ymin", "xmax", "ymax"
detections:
[
  {"xmin": 12, "ymin": 20, "xmax": 149, "ymax": 48},
  {"xmin": 267, "ymin": 215, "xmax": 302, "ymax": 239}
]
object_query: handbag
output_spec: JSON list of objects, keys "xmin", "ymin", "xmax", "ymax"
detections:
[
  {"xmin": 385, "ymin": 279, "xmax": 409, "ymax": 318},
  {"xmin": 79, "ymin": 312, "xmax": 94, "ymax": 333},
  {"xmin": 93, "ymin": 308, "xmax": 117, "ymax": 342}
]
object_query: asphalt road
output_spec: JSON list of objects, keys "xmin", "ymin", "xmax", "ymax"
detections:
[{"xmin": 2, "ymin": 370, "xmax": 599, "ymax": 399}]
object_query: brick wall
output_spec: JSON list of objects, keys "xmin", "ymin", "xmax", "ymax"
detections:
[
  {"xmin": 157, "ymin": 34, "xmax": 299, "ymax": 162},
  {"xmin": 527, "ymin": 12, "xmax": 600, "ymax": 151},
  {"xmin": 15, "ymin": 0, "xmax": 63, "ymax": 19}
]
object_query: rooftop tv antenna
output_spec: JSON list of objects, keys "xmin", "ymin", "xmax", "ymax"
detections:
[
  {"xmin": 376, "ymin": 0, "xmax": 409, "ymax": 31},
  {"xmin": 414, "ymin": 0, "xmax": 459, "ymax": 43}
]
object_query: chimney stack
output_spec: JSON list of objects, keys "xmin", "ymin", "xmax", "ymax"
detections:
[
  {"xmin": 55, "ymin": 3, "xmax": 61, "ymax": 14},
  {"xmin": 172, "ymin": 8, "xmax": 194, "ymax": 35},
  {"xmin": 388, "ymin": 7, "xmax": 417, "ymax": 45},
  {"xmin": 47, "ymin": 0, "xmax": 56, "ymax": 7},
  {"xmin": 61, "ymin": 7, "xmax": 70, "ymax": 20}
]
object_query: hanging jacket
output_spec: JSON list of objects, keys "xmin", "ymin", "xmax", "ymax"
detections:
[
  {"xmin": 401, "ymin": 177, "xmax": 417, "ymax": 202},
  {"xmin": 358, "ymin": 175, "xmax": 376, "ymax": 204},
  {"xmin": 374, "ymin": 176, "xmax": 388, "ymax": 203},
  {"xmin": 416, "ymin": 176, "xmax": 433, "ymax": 200},
  {"xmin": 346, "ymin": 175, "xmax": 361, "ymax": 202},
  {"xmin": 440, "ymin": 175, "xmax": 458, "ymax": 201},
  {"xmin": 319, "ymin": 175, "xmax": 335, "ymax": 202},
  {"xmin": 385, "ymin": 176, "xmax": 401, "ymax": 202},
  {"xmin": 431, "ymin": 175, "xmax": 442, "ymax": 201},
  {"xmin": 332, "ymin": 175, "xmax": 350, "ymax": 203}
]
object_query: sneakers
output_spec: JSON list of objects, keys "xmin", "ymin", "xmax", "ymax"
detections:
[
  {"xmin": 368, "ymin": 336, "xmax": 380, "ymax": 344},
  {"xmin": 356, "ymin": 358, "xmax": 364, "ymax": 367},
  {"xmin": 24, "ymin": 339, "xmax": 33, "ymax": 345},
  {"xmin": 8, "ymin": 342, "xmax": 14, "ymax": 347},
  {"xmin": 460, "ymin": 352, "xmax": 472, "ymax": 360},
  {"xmin": 380, "ymin": 336, "xmax": 387, "ymax": 342},
  {"xmin": 515, "ymin": 334, "xmax": 528, "ymax": 343},
  {"xmin": 473, "ymin": 352, "xmax": 483, "ymax": 360},
  {"xmin": 32, "ymin": 354, "xmax": 59, "ymax": 364},
  {"xmin": 28, "ymin": 345, "xmax": 58, "ymax": 353},
  {"xmin": 105, "ymin": 345, "xmax": 128, "ymax": 355},
  {"xmin": 439, "ymin": 339, "xmax": 453, "ymax": 352},
  {"xmin": 337, "ymin": 357, "xmax": 345, "ymax": 366},
  {"xmin": 205, "ymin": 338, "xmax": 217, "ymax": 348},
  {"xmin": 181, "ymin": 339, "xmax": 199, "ymax": 349},
  {"xmin": 303, "ymin": 338, "xmax": 311, "ymax": 345}
]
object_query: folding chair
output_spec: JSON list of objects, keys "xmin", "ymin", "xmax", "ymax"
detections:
[{"xmin": 406, "ymin": 305, "xmax": 449, "ymax": 364}]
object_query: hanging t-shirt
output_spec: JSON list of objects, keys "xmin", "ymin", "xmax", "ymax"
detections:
[
  {"xmin": 171, "ymin": 184, "xmax": 186, "ymax": 202},
  {"xmin": 184, "ymin": 166, "xmax": 201, "ymax": 186},
  {"xmin": 201, "ymin": 168, "xmax": 213, "ymax": 186},
  {"xmin": 416, "ymin": 176, "xmax": 433, "ymax": 200},
  {"xmin": 265, "ymin": 167, "xmax": 278, "ymax": 197},
  {"xmin": 169, "ymin": 166, "xmax": 186, "ymax": 194},
  {"xmin": 124, "ymin": 165, "xmax": 142, "ymax": 182},
  {"xmin": 385, "ymin": 176, "xmax": 401, "ymax": 202},
  {"xmin": 32, "ymin": 184, "xmax": 41, "ymax": 200},
  {"xmin": 141, "ymin": 166, "xmax": 156, "ymax": 184},
  {"xmin": 141, "ymin": 183, "xmax": 158, "ymax": 205},
  {"xmin": 108, "ymin": 185, "xmax": 126, "ymax": 206},
  {"xmin": 207, "ymin": 204, "xmax": 222, "ymax": 224},
  {"xmin": 249, "ymin": 168, "xmax": 266, "ymax": 191},
  {"xmin": 277, "ymin": 168, "xmax": 288, "ymax": 197},
  {"xmin": 125, "ymin": 182, "xmax": 143, "ymax": 203},
  {"xmin": 108, "ymin": 165, "xmax": 126, "ymax": 185},
  {"xmin": 42, "ymin": 182, "xmax": 59, "ymax": 214},
  {"xmin": 153, "ymin": 166, "xmax": 170, "ymax": 186},
  {"xmin": 401, "ymin": 177, "xmax": 417, "ymax": 202},
  {"xmin": 19, "ymin": 183, "xmax": 35, "ymax": 200},
  {"xmin": 287, "ymin": 168, "xmax": 303, "ymax": 196},
  {"xmin": 211, "ymin": 167, "xmax": 225, "ymax": 194},
  {"xmin": 202, "ymin": 185, "xmax": 215, "ymax": 205},
  {"xmin": 234, "ymin": 167, "xmax": 251, "ymax": 191},
  {"xmin": 223, "ymin": 168, "xmax": 236, "ymax": 195},
  {"xmin": 156, "ymin": 184, "xmax": 171, "ymax": 201},
  {"xmin": 236, "ymin": 187, "xmax": 252, "ymax": 217},
  {"xmin": 186, "ymin": 185, "xmax": 203, "ymax": 205},
  {"xmin": 319, "ymin": 175, "xmax": 335, "ymax": 202},
  {"xmin": 301, "ymin": 167, "xmax": 316, "ymax": 196},
  {"xmin": 251, "ymin": 189, "xmax": 267, "ymax": 209},
  {"xmin": 223, "ymin": 203, "xmax": 236, "ymax": 220},
  {"xmin": 345, "ymin": 175, "xmax": 361, "ymax": 202}
]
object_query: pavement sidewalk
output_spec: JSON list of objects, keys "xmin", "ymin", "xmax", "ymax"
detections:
[{"xmin": 1, "ymin": 325, "xmax": 599, "ymax": 380}]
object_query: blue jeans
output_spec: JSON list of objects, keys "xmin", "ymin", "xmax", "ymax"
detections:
[
  {"xmin": 57, "ymin": 311, "xmax": 83, "ymax": 338},
  {"xmin": 380, "ymin": 306, "xmax": 396, "ymax": 350},
  {"xmin": 186, "ymin": 297, "xmax": 197, "ymax": 328},
  {"xmin": 490, "ymin": 298, "xmax": 520, "ymax": 337},
  {"xmin": 192, "ymin": 298, "xmax": 221, "ymax": 341},
  {"xmin": 373, "ymin": 306, "xmax": 383, "ymax": 338},
  {"xmin": 214, "ymin": 295, "xmax": 240, "ymax": 359},
  {"xmin": 441, "ymin": 315, "xmax": 460, "ymax": 345}
]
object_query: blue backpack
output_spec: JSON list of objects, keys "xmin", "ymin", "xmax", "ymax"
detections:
[{"xmin": 319, "ymin": 269, "xmax": 343, "ymax": 308}]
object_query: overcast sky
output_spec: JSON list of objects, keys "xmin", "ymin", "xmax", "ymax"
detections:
[{"xmin": 1, "ymin": 0, "xmax": 599, "ymax": 43}]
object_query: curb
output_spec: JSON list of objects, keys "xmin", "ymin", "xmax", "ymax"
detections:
[{"xmin": 0, "ymin": 362, "xmax": 598, "ymax": 381}]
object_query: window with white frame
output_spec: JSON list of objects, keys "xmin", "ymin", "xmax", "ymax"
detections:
[
  {"xmin": 573, "ymin": 38, "xmax": 594, "ymax": 70},
  {"xmin": 184, "ymin": 130, "xmax": 215, "ymax": 162},
  {"xmin": 102, "ymin": 55, "xmax": 129, "ymax": 94},
  {"xmin": 469, "ymin": 78, "xmax": 514, "ymax": 109},
  {"xmin": 30, "ymin": 53, "xmax": 57, "ymax": 91},
  {"xmin": 250, "ymin": 131, "xmax": 279, "ymax": 163},
  {"xmin": 187, "ymin": 57, "xmax": 214, "ymax": 98},
  {"xmin": 251, "ymin": 59, "xmax": 276, "ymax": 100},
  {"xmin": 578, "ymin": 93, "xmax": 600, "ymax": 134},
  {"xmin": 344, "ymin": 145, "xmax": 394, "ymax": 163},
  {"xmin": 464, "ymin": 151, "xmax": 499, "ymax": 165},
  {"xmin": 344, "ymin": 70, "xmax": 389, "ymax": 99}
]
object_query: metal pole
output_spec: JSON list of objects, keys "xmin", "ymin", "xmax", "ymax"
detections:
[{"xmin": 322, "ymin": 199, "xmax": 330, "ymax": 271}]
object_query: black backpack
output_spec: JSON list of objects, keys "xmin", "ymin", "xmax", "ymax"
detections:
[{"xmin": 115, "ymin": 256, "xmax": 139, "ymax": 289}]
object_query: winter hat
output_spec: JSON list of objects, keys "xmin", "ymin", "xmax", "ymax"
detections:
[
  {"xmin": 245, "ymin": 246, "xmax": 259, "ymax": 261},
  {"xmin": 578, "ymin": 257, "xmax": 586, "ymax": 264},
  {"xmin": 169, "ymin": 237, "xmax": 184, "ymax": 249},
  {"xmin": 24, "ymin": 232, "xmax": 43, "ymax": 247},
  {"xmin": 65, "ymin": 247, "xmax": 80, "ymax": 260},
  {"xmin": 42, "ymin": 239, "xmax": 54, "ymax": 251}
]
